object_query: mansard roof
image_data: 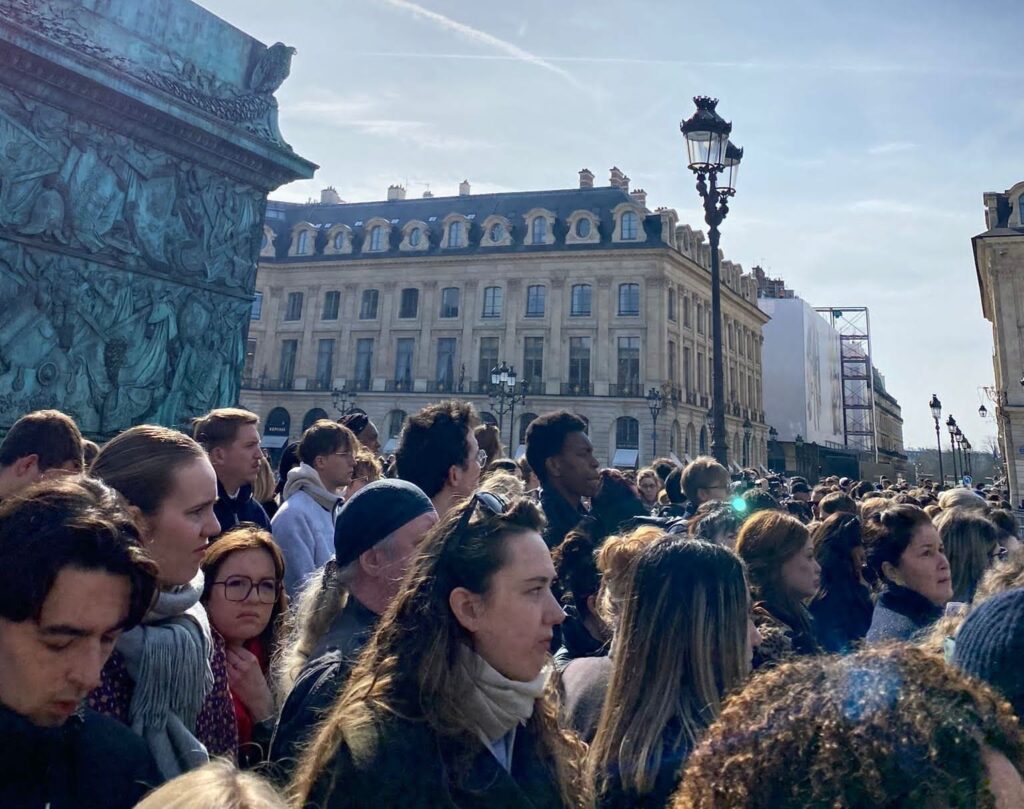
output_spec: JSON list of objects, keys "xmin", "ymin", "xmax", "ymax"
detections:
[{"xmin": 262, "ymin": 186, "xmax": 660, "ymax": 260}]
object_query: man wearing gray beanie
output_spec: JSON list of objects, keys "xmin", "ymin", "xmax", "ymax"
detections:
[
  {"xmin": 953, "ymin": 588, "xmax": 1024, "ymax": 722},
  {"xmin": 270, "ymin": 480, "xmax": 437, "ymax": 775}
]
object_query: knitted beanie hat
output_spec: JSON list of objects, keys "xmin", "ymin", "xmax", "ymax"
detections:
[
  {"xmin": 953, "ymin": 587, "xmax": 1024, "ymax": 719},
  {"xmin": 334, "ymin": 479, "xmax": 435, "ymax": 567}
]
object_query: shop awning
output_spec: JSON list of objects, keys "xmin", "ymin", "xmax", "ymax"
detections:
[
  {"xmin": 382, "ymin": 437, "xmax": 398, "ymax": 455},
  {"xmin": 612, "ymin": 449, "xmax": 639, "ymax": 469},
  {"xmin": 260, "ymin": 434, "xmax": 289, "ymax": 449}
]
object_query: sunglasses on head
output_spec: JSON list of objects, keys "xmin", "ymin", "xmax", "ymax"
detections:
[{"xmin": 444, "ymin": 490, "xmax": 512, "ymax": 555}]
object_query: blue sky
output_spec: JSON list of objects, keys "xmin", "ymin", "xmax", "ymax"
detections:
[{"xmin": 198, "ymin": 0, "xmax": 1023, "ymax": 452}]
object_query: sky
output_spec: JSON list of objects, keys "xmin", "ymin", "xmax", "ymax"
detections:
[{"xmin": 198, "ymin": 0, "xmax": 1024, "ymax": 451}]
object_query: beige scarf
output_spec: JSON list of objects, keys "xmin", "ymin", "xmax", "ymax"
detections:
[{"xmin": 456, "ymin": 644, "xmax": 549, "ymax": 744}]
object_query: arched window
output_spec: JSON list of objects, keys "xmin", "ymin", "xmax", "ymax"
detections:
[
  {"xmin": 531, "ymin": 216, "xmax": 547, "ymax": 245},
  {"xmin": 369, "ymin": 226, "xmax": 383, "ymax": 252},
  {"xmin": 332, "ymin": 231, "xmax": 345, "ymax": 251},
  {"xmin": 742, "ymin": 432, "xmax": 751, "ymax": 467},
  {"xmin": 302, "ymin": 407, "xmax": 330, "ymax": 432},
  {"xmin": 480, "ymin": 411, "xmax": 498, "ymax": 427},
  {"xmin": 699, "ymin": 426, "xmax": 708, "ymax": 454},
  {"xmin": 296, "ymin": 230, "xmax": 309, "ymax": 254},
  {"xmin": 447, "ymin": 220, "xmax": 463, "ymax": 248},
  {"xmin": 409, "ymin": 227, "xmax": 422, "ymax": 247},
  {"xmin": 621, "ymin": 210, "xmax": 638, "ymax": 240},
  {"xmin": 615, "ymin": 416, "xmax": 639, "ymax": 449},
  {"xmin": 671, "ymin": 421, "xmax": 681, "ymax": 455},
  {"xmin": 386, "ymin": 409, "xmax": 407, "ymax": 438},
  {"xmin": 686, "ymin": 423, "xmax": 696, "ymax": 456},
  {"xmin": 575, "ymin": 217, "xmax": 591, "ymax": 238},
  {"xmin": 518, "ymin": 412, "xmax": 538, "ymax": 445}
]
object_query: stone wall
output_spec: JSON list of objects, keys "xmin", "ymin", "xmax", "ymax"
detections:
[{"xmin": 0, "ymin": 0, "xmax": 315, "ymax": 436}]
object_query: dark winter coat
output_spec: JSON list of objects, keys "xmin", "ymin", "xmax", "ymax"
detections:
[
  {"xmin": 560, "ymin": 654, "xmax": 612, "ymax": 744},
  {"xmin": 304, "ymin": 710, "xmax": 569, "ymax": 809},
  {"xmin": 269, "ymin": 595, "xmax": 379, "ymax": 781},
  {"xmin": 213, "ymin": 479, "xmax": 271, "ymax": 537},
  {"xmin": 595, "ymin": 717, "xmax": 693, "ymax": 809},
  {"xmin": 552, "ymin": 607, "xmax": 608, "ymax": 671},
  {"xmin": 866, "ymin": 585, "xmax": 943, "ymax": 645},
  {"xmin": 809, "ymin": 583, "xmax": 873, "ymax": 654},
  {"xmin": 751, "ymin": 601, "xmax": 822, "ymax": 669},
  {"xmin": 0, "ymin": 703, "xmax": 162, "ymax": 808},
  {"xmin": 540, "ymin": 488, "xmax": 588, "ymax": 550}
]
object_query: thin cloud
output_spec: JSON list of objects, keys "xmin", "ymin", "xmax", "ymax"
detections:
[
  {"xmin": 373, "ymin": 0, "xmax": 584, "ymax": 88},
  {"xmin": 868, "ymin": 141, "xmax": 916, "ymax": 155}
]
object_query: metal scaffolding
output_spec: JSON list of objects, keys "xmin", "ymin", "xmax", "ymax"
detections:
[{"xmin": 815, "ymin": 307, "xmax": 878, "ymax": 461}]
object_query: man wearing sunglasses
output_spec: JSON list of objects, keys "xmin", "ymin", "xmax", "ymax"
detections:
[{"xmin": 525, "ymin": 411, "xmax": 600, "ymax": 549}]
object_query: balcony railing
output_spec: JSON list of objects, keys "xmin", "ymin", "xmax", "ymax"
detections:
[
  {"xmin": 560, "ymin": 382, "xmax": 592, "ymax": 396},
  {"xmin": 384, "ymin": 379, "xmax": 414, "ymax": 393},
  {"xmin": 307, "ymin": 379, "xmax": 333, "ymax": 391},
  {"xmin": 241, "ymin": 376, "xmax": 293, "ymax": 391},
  {"xmin": 609, "ymin": 383, "xmax": 642, "ymax": 398},
  {"xmin": 350, "ymin": 378, "xmax": 373, "ymax": 392},
  {"xmin": 425, "ymin": 380, "xmax": 457, "ymax": 394}
]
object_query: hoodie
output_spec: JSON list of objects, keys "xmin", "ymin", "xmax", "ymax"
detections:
[{"xmin": 271, "ymin": 464, "xmax": 343, "ymax": 598}]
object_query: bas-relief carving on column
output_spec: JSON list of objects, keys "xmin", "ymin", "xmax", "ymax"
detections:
[{"xmin": 0, "ymin": 85, "xmax": 264, "ymax": 434}]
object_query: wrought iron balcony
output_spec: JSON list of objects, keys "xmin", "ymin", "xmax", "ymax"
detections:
[
  {"xmin": 609, "ymin": 383, "xmax": 642, "ymax": 398},
  {"xmin": 384, "ymin": 379, "xmax": 414, "ymax": 393},
  {"xmin": 560, "ymin": 382, "xmax": 592, "ymax": 396}
]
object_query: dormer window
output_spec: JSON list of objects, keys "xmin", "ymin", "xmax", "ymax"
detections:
[
  {"xmin": 369, "ymin": 226, "xmax": 383, "ymax": 251},
  {"xmin": 479, "ymin": 215, "xmax": 512, "ymax": 247},
  {"xmin": 332, "ymin": 232, "xmax": 345, "ymax": 251},
  {"xmin": 621, "ymin": 211, "xmax": 638, "ymax": 240},
  {"xmin": 297, "ymin": 230, "xmax": 309, "ymax": 254},
  {"xmin": 449, "ymin": 221, "xmax": 462, "ymax": 247},
  {"xmin": 409, "ymin": 227, "xmax": 422, "ymax": 247},
  {"xmin": 575, "ymin": 218, "xmax": 591, "ymax": 238},
  {"xmin": 490, "ymin": 222, "xmax": 505, "ymax": 242},
  {"xmin": 531, "ymin": 217, "xmax": 547, "ymax": 245}
]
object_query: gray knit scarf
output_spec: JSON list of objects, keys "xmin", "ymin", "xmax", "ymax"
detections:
[
  {"xmin": 456, "ymin": 644, "xmax": 548, "ymax": 745},
  {"xmin": 283, "ymin": 462, "xmax": 344, "ymax": 513},
  {"xmin": 116, "ymin": 573, "xmax": 214, "ymax": 779}
]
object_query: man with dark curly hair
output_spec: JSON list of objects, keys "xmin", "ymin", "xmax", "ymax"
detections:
[{"xmin": 671, "ymin": 645, "xmax": 1024, "ymax": 809}]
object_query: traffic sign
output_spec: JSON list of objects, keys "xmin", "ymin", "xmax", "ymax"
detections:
[{"xmin": 962, "ymin": 475, "xmax": 973, "ymax": 486}]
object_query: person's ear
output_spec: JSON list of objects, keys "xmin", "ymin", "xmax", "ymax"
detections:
[
  {"xmin": 13, "ymin": 454, "xmax": 39, "ymax": 479},
  {"xmin": 545, "ymin": 455, "xmax": 561, "ymax": 482},
  {"xmin": 449, "ymin": 586, "xmax": 485, "ymax": 632},
  {"xmin": 124, "ymin": 503, "xmax": 152, "ymax": 543},
  {"xmin": 358, "ymin": 545, "xmax": 386, "ymax": 578},
  {"xmin": 208, "ymin": 445, "xmax": 226, "ymax": 467},
  {"xmin": 880, "ymin": 560, "xmax": 904, "ymax": 587},
  {"xmin": 313, "ymin": 454, "xmax": 328, "ymax": 474}
]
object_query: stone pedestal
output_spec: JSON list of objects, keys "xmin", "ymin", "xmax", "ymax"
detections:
[{"xmin": 0, "ymin": 0, "xmax": 315, "ymax": 436}]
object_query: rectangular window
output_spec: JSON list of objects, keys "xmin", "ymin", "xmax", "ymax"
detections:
[
  {"xmin": 683, "ymin": 295, "xmax": 691, "ymax": 327},
  {"xmin": 316, "ymin": 339, "xmax": 335, "ymax": 388},
  {"xmin": 440, "ymin": 287, "xmax": 460, "ymax": 318},
  {"xmin": 683, "ymin": 346, "xmax": 692, "ymax": 394},
  {"xmin": 697, "ymin": 302, "xmax": 705, "ymax": 335},
  {"xmin": 243, "ymin": 339, "xmax": 256, "ymax": 380},
  {"xmin": 617, "ymin": 337, "xmax": 640, "ymax": 392},
  {"xmin": 525, "ymin": 284, "xmax": 546, "ymax": 317},
  {"xmin": 359, "ymin": 289, "xmax": 379, "ymax": 319},
  {"xmin": 668, "ymin": 340, "xmax": 677, "ymax": 383},
  {"xmin": 436, "ymin": 338, "xmax": 456, "ymax": 386},
  {"xmin": 251, "ymin": 291, "xmax": 263, "ymax": 320},
  {"xmin": 569, "ymin": 337, "xmax": 591, "ymax": 387},
  {"xmin": 482, "ymin": 286, "xmax": 503, "ymax": 318},
  {"xmin": 668, "ymin": 287, "xmax": 677, "ymax": 322},
  {"xmin": 322, "ymin": 290, "xmax": 340, "ymax": 321},
  {"xmin": 478, "ymin": 337, "xmax": 499, "ymax": 385},
  {"xmin": 279, "ymin": 340, "xmax": 297, "ymax": 388},
  {"xmin": 447, "ymin": 220, "xmax": 463, "ymax": 248},
  {"xmin": 618, "ymin": 283, "xmax": 640, "ymax": 316},
  {"xmin": 570, "ymin": 284, "xmax": 592, "ymax": 317},
  {"xmin": 354, "ymin": 338, "xmax": 373, "ymax": 387},
  {"xmin": 284, "ymin": 291, "xmax": 303, "ymax": 321},
  {"xmin": 698, "ymin": 352, "xmax": 706, "ymax": 393},
  {"xmin": 399, "ymin": 287, "xmax": 419, "ymax": 319},
  {"xmin": 523, "ymin": 337, "xmax": 544, "ymax": 391},
  {"xmin": 395, "ymin": 338, "xmax": 415, "ymax": 385}
]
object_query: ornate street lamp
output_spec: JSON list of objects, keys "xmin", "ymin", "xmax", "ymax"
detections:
[
  {"xmin": 768, "ymin": 425, "xmax": 778, "ymax": 472},
  {"xmin": 962, "ymin": 436, "xmax": 972, "ymax": 478},
  {"xmin": 742, "ymin": 416, "xmax": 752, "ymax": 467},
  {"xmin": 489, "ymin": 361, "xmax": 528, "ymax": 450},
  {"xmin": 681, "ymin": 96, "xmax": 741, "ymax": 466},
  {"xmin": 954, "ymin": 427, "xmax": 965, "ymax": 482},
  {"xmin": 331, "ymin": 384, "xmax": 356, "ymax": 416},
  {"xmin": 646, "ymin": 387, "xmax": 664, "ymax": 460},
  {"xmin": 794, "ymin": 433, "xmax": 804, "ymax": 478},
  {"xmin": 929, "ymin": 394, "xmax": 944, "ymax": 486},
  {"xmin": 946, "ymin": 415, "xmax": 959, "ymax": 483},
  {"xmin": 978, "ymin": 403, "xmax": 988, "ymax": 419}
]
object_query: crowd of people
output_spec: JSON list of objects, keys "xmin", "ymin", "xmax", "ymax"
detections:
[{"xmin": 1, "ymin": 403, "xmax": 1023, "ymax": 808}]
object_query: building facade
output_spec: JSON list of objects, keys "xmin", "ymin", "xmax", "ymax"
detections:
[
  {"xmin": 241, "ymin": 168, "xmax": 770, "ymax": 469},
  {"xmin": 975, "ymin": 180, "xmax": 1024, "ymax": 505}
]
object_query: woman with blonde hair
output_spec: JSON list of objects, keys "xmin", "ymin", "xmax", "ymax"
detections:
[
  {"xmin": 937, "ymin": 487, "xmax": 989, "ymax": 512},
  {"xmin": 289, "ymin": 493, "xmax": 588, "ymax": 808},
  {"xmin": 134, "ymin": 759, "xmax": 287, "ymax": 809},
  {"xmin": 343, "ymin": 448, "xmax": 382, "ymax": 499},
  {"xmin": 636, "ymin": 467, "xmax": 661, "ymax": 512},
  {"xmin": 588, "ymin": 538, "xmax": 759, "ymax": 809}
]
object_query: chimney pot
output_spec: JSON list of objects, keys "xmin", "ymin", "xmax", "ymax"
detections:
[
  {"xmin": 387, "ymin": 184, "xmax": 407, "ymax": 201},
  {"xmin": 320, "ymin": 186, "xmax": 342, "ymax": 204},
  {"xmin": 459, "ymin": 179, "xmax": 471, "ymax": 196},
  {"xmin": 578, "ymin": 168, "xmax": 595, "ymax": 189},
  {"xmin": 630, "ymin": 188, "xmax": 647, "ymax": 208},
  {"xmin": 423, "ymin": 189, "xmax": 434, "ymax": 198}
]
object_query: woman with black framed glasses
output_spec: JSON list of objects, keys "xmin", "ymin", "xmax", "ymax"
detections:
[
  {"xmin": 809, "ymin": 513, "xmax": 873, "ymax": 653},
  {"xmin": 290, "ymin": 493, "xmax": 588, "ymax": 809},
  {"xmin": 201, "ymin": 525, "xmax": 287, "ymax": 767}
]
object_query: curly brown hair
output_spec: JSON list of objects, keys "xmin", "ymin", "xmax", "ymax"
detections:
[{"xmin": 671, "ymin": 644, "xmax": 1024, "ymax": 809}]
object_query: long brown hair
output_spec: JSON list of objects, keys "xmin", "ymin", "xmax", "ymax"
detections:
[
  {"xmin": 588, "ymin": 538, "xmax": 751, "ymax": 799},
  {"xmin": 200, "ymin": 525, "xmax": 288, "ymax": 654},
  {"xmin": 289, "ymin": 496, "xmax": 589, "ymax": 808},
  {"xmin": 735, "ymin": 510, "xmax": 811, "ymax": 631}
]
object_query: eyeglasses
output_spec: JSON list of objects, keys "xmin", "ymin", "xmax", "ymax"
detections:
[
  {"xmin": 475, "ymin": 449, "xmax": 488, "ymax": 466},
  {"xmin": 212, "ymin": 575, "xmax": 279, "ymax": 604},
  {"xmin": 445, "ymin": 490, "xmax": 511, "ymax": 556}
]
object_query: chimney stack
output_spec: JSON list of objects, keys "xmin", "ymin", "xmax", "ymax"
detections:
[
  {"xmin": 423, "ymin": 189, "xmax": 434, "ymax": 198},
  {"xmin": 578, "ymin": 168, "xmax": 594, "ymax": 189},
  {"xmin": 621, "ymin": 175, "xmax": 630, "ymax": 193},
  {"xmin": 630, "ymin": 188, "xmax": 647, "ymax": 208},
  {"xmin": 459, "ymin": 179, "xmax": 471, "ymax": 196},
  {"xmin": 387, "ymin": 184, "xmax": 406, "ymax": 201},
  {"xmin": 609, "ymin": 166, "xmax": 625, "ymax": 188},
  {"xmin": 320, "ymin": 186, "xmax": 342, "ymax": 204}
]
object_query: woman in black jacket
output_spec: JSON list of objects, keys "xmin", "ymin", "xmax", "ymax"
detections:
[
  {"xmin": 863, "ymin": 504, "xmax": 953, "ymax": 644},
  {"xmin": 290, "ymin": 493, "xmax": 588, "ymax": 809},
  {"xmin": 809, "ymin": 513, "xmax": 873, "ymax": 653}
]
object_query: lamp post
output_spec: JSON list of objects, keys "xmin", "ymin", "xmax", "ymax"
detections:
[
  {"xmin": 954, "ymin": 427, "xmax": 965, "ymax": 481},
  {"xmin": 742, "ymin": 416, "xmax": 752, "ymax": 467},
  {"xmin": 962, "ymin": 436, "xmax": 972, "ymax": 478},
  {"xmin": 929, "ymin": 394, "xmax": 944, "ymax": 486},
  {"xmin": 946, "ymin": 415, "xmax": 959, "ymax": 484},
  {"xmin": 768, "ymin": 425, "xmax": 778, "ymax": 471},
  {"xmin": 794, "ymin": 433, "xmax": 804, "ymax": 478},
  {"xmin": 681, "ymin": 97, "xmax": 742, "ymax": 467},
  {"xmin": 331, "ymin": 384, "xmax": 356, "ymax": 416},
  {"xmin": 489, "ymin": 362, "xmax": 528, "ymax": 450},
  {"xmin": 646, "ymin": 387, "xmax": 664, "ymax": 461}
]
